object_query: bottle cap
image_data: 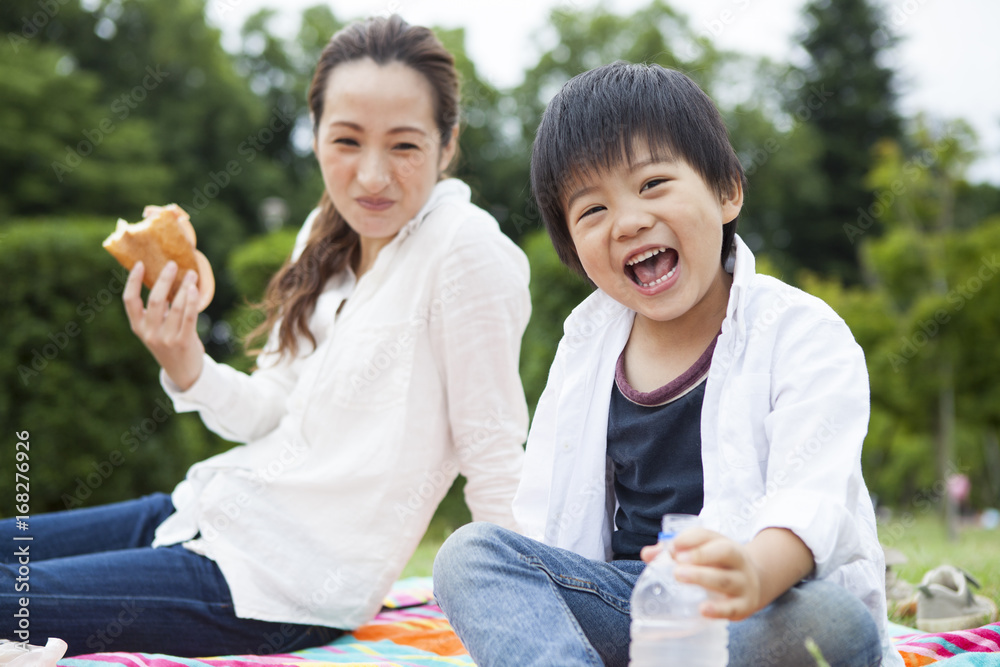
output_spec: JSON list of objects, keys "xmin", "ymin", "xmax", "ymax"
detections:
[{"xmin": 658, "ymin": 514, "xmax": 700, "ymax": 543}]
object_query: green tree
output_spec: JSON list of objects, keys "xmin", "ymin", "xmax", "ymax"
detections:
[
  {"xmin": 2, "ymin": 0, "xmax": 316, "ymax": 359},
  {"xmin": 724, "ymin": 69, "xmax": 828, "ymax": 278},
  {"xmin": 519, "ymin": 231, "xmax": 594, "ymax": 414},
  {"xmin": 0, "ymin": 0, "xmax": 302, "ymax": 512},
  {"xmin": 0, "ymin": 221, "xmax": 227, "ymax": 516},
  {"xmin": 471, "ymin": 1, "xmax": 734, "ymax": 243},
  {"xmin": 804, "ymin": 119, "xmax": 1000, "ymax": 521},
  {"xmin": 3, "ymin": 0, "xmax": 276, "ymax": 238},
  {"xmin": 0, "ymin": 39, "xmax": 170, "ymax": 218},
  {"xmin": 783, "ymin": 0, "xmax": 903, "ymax": 282},
  {"xmin": 433, "ymin": 26, "xmax": 532, "ymax": 242},
  {"xmin": 232, "ymin": 5, "xmax": 341, "ymax": 228}
]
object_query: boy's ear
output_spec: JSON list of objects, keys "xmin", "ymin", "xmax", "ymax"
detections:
[{"xmin": 721, "ymin": 180, "xmax": 744, "ymax": 223}]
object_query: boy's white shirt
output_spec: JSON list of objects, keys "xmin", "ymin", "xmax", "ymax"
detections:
[
  {"xmin": 152, "ymin": 179, "xmax": 531, "ymax": 629},
  {"xmin": 513, "ymin": 234, "xmax": 903, "ymax": 666}
]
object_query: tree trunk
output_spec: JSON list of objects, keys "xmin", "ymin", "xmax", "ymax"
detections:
[
  {"xmin": 986, "ymin": 429, "xmax": 1000, "ymax": 506},
  {"xmin": 938, "ymin": 359, "xmax": 957, "ymax": 541}
]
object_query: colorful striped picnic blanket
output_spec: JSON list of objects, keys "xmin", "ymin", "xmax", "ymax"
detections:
[
  {"xmin": 59, "ymin": 578, "xmax": 468, "ymax": 667},
  {"xmin": 892, "ymin": 621, "xmax": 1000, "ymax": 666},
  {"xmin": 58, "ymin": 578, "xmax": 1000, "ymax": 666}
]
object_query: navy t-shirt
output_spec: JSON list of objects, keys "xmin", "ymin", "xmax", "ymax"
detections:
[{"xmin": 606, "ymin": 335, "xmax": 718, "ymax": 559}]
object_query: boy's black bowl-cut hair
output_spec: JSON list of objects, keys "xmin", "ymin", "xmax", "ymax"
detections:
[{"xmin": 530, "ymin": 61, "xmax": 748, "ymax": 278}]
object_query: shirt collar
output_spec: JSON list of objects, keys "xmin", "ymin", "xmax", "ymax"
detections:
[
  {"xmin": 349, "ymin": 179, "xmax": 471, "ymax": 288},
  {"xmin": 396, "ymin": 178, "xmax": 471, "ymax": 240},
  {"xmin": 724, "ymin": 234, "xmax": 756, "ymax": 332}
]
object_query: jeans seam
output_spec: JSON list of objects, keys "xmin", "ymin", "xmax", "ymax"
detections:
[
  {"xmin": 11, "ymin": 591, "xmax": 234, "ymax": 609},
  {"xmin": 530, "ymin": 560, "xmax": 606, "ymax": 666},
  {"xmin": 517, "ymin": 553, "xmax": 632, "ymax": 615}
]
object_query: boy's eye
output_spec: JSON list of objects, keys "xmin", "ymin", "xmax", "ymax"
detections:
[
  {"xmin": 641, "ymin": 178, "xmax": 667, "ymax": 192},
  {"xmin": 579, "ymin": 205, "xmax": 605, "ymax": 220}
]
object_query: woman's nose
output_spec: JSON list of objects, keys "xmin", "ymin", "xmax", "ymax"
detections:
[{"xmin": 357, "ymin": 149, "xmax": 391, "ymax": 192}]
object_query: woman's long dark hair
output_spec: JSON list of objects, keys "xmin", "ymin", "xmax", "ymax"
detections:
[{"xmin": 245, "ymin": 15, "xmax": 460, "ymax": 359}]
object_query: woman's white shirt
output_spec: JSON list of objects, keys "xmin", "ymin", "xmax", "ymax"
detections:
[{"xmin": 153, "ymin": 179, "xmax": 531, "ymax": 629}]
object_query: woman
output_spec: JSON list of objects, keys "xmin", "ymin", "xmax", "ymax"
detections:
[{"xmin": 0, "ymin": 15, "xmax": 530, "ymax": 657}]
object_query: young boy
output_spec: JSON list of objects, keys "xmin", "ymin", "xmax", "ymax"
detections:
[{"xmin": 433, "ymin": 62, "xmax": 902, "ymax": 667}]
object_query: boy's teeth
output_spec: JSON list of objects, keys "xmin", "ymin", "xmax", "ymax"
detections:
[
  {"xmin": 627, "ymin": 247, "xmax": 666, "ymax": 266},
  {"xmin": 639, "ymin": 264, "xmax": 676, "ymax": 287}
]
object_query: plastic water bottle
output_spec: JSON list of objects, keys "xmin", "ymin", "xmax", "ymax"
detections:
[{"xmin": 629, "ymin": 514, "xmax": 729, "ymax": 666}]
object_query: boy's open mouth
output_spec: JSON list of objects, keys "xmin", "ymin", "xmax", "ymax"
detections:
[{"xmin": 625, "ymin": 246, "xmax": 679, "ymax": 287}]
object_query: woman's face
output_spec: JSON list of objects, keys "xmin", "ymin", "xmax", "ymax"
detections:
[{"xmin": 313, "ymin": 58, "xmax": 456, "ymax": 254}]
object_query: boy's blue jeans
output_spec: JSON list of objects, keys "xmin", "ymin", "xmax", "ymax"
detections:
[
  {"xmin": 434, "ymin": 522, "xmax": 883, "ymax": 667},
  {"xmin": 0, "ymin": 493, "xmax": 341, "ymax": 657}
]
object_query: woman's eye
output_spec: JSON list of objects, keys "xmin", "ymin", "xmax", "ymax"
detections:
[
  {"xmin": 641, "ymin": 178, "xmax": 667, "ymax": 192},
  {"xmin": 394, "ymin": 143, "xmax": 419, "ymax": 151},
  {"xmin": 333, "ymin": 138, "xmax": 359, "ymax": 147}
]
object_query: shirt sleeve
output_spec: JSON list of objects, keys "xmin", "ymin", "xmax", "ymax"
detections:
[
  {"xmin": 158, "ymin": 209, "xmax": 322, "ymax": 443},
  {"xmin": 159, "ymin": 344, "xmax": 300, "ymax": 443},
  {"xmin": 430, "ymin": 218, "xmax": 531, "ymax": 530},
  {"xmin": 511, "ymin": 342, "xmax": 565, "ymax": 540},
  {"xmin": 750, "ymin": 314, "xmax": 872, "ymax": 579}
]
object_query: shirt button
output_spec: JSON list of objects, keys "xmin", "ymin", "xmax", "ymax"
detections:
[
  {"xmin": 289, "ymin": 397, "xmax": 306, "ymax": 413},
  {"xmin": 562, "ymin": 440, "xmax": 571, "ymax": 451}
]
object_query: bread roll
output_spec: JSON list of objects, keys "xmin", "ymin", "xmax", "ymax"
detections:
[{"xmin": 103, "ymin": 204, "xmax": 215, "ymax": 311}]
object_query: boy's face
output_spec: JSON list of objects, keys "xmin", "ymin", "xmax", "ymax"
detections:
[{"xmin": 563, "ymin": 149, "xmax": 743, "ymax": 327}]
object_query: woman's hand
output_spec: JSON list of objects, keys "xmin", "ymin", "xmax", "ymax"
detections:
[
  {"xmin": 638, "ymin": 527, "xmax": 813, "ymax": 622},
  {"xmin": 123, "ymin": 260, "xmax": 205, "ymax": 391}
]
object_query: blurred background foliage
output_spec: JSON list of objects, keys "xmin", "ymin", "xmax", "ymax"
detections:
[{"xmin": 1, "ymin": 0, "xmax": 998, "ymax": 525}]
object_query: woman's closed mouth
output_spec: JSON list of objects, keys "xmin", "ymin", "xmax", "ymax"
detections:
[{"xmin": 356, "ymin": 197, "xmax": 395, "ymax": 211}]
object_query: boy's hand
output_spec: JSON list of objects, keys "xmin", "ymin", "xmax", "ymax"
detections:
[
  {"xmin": 670, "ymin": 528, "xmax": 763, "ymax": 621},
  {"xmin": 638, "ymin": 527, "xmax": 814, "ymax": 622}
]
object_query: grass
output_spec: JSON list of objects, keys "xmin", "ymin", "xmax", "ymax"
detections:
[
  {"xmin": 399, "ymin": 478, "xmax": 470, "ymax": 579},
  {"xmin": 878, "ymin": 511, "xmax": 1000, "ymax": 627},
  {"xmin": 401, "ymin": 521, "xmax": 454, "ymax": 579},
  {"xmin": 402, "ymin": 501, "xmax": 1000, "ymax": 630}
]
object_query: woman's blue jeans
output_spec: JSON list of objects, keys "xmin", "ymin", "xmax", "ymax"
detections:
[
  {"xmin": 0, "ymin": 493, "xmax": 341, "ymax": 657},
  {"xmin": 434, "ymin": 522, "xmax": 883, "ymax": 667}
]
